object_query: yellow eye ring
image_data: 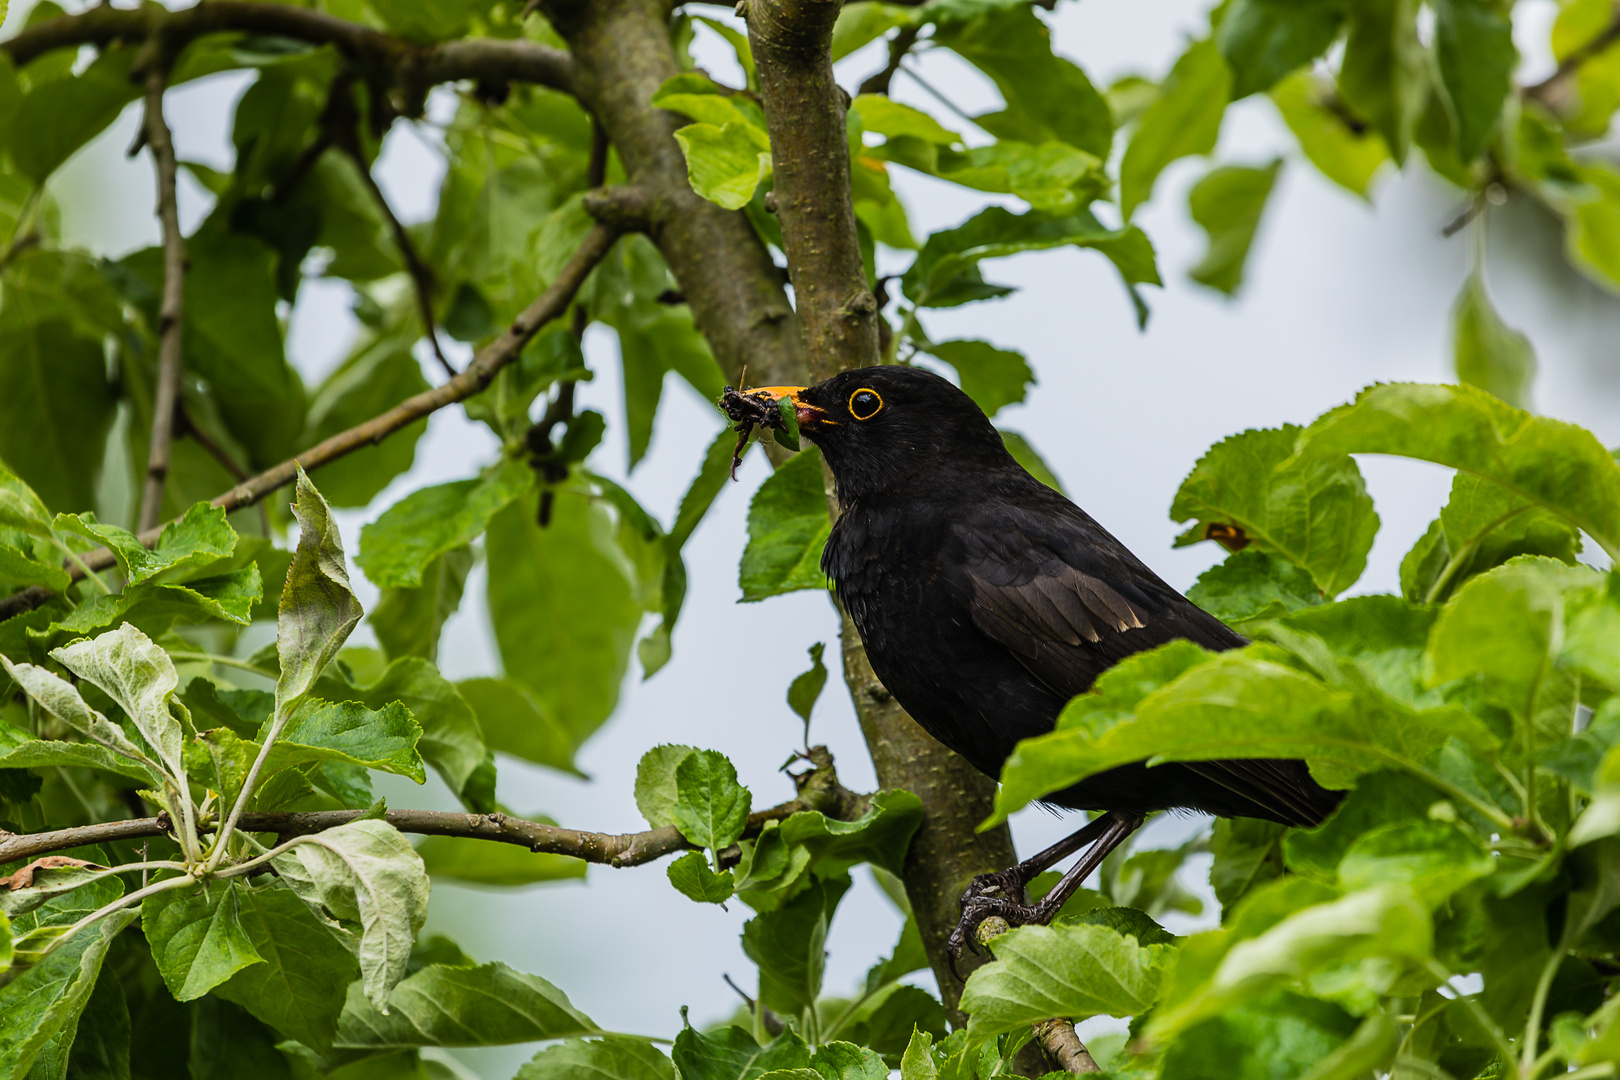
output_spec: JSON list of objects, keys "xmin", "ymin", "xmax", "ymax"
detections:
[{"xmin": 849, "ymin": 388, "xmax": 884, "ymax": 420}]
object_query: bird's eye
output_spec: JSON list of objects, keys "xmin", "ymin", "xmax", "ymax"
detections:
[{"xmin": 849, "ymin": 389, "xmax": 883, "ymax": 420}]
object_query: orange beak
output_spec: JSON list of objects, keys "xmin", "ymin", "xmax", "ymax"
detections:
[{"xmin": 749, "ymin": 386, "xmax": 834, "ymax": 427}]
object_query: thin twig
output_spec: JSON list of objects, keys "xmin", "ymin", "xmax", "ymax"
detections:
[
  {"xmin": 0, "ymin": 224, "xmax": 623, "ymax": 621},
  {"xmin": 175, "ymin": 404, "xmax": 249, "ymax": 483},
  {"xmin": 1523, "ymin": 7, "xmax": 1620, "ymax": 106},
  {"xmin": 0, "ymin": 2, "xmax": 576, "ymax": 103},
  {"xmin": 0, "ymin": 750, "xmax": 865, "ymax": 867},
  {"xmin": 136, "ymin": 61, "xmax": 188, "ymax": 534}
]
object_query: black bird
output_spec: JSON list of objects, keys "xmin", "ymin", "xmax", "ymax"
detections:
[{"xmin": 748, "ymin": 366, "xmax": 1342, "ymax": 960}]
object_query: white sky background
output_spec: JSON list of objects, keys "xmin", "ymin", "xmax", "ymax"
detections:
[{"xmin": 8, "ymin": 0, "xmax": 1620, "ymax": 1075}]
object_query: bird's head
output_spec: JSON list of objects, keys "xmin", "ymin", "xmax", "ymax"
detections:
[{"xmin": 753, "ymin": 366, "xmax": 1013, "ymax": 501}]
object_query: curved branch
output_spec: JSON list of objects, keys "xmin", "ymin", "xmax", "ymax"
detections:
[
  {"xmin": 135, "ymin": 59, "xmax": 187, "ymax": 534},
  {"xmin": 0, "ymin": 2, "xmax": 575, "ymax": 102},
  {"xmin": 0, "ymin": 223, "xmax": 622, "ymax": 621},
  {"xmin": 0, "ymin": 747, "xmax": 868, "ymax": 867}
]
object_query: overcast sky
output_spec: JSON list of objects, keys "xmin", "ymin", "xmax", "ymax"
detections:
[{"xmin": 10, "ymin": 0, "xmax": 1620, "ymax": 1075}]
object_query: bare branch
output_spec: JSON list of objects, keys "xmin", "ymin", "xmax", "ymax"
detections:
[
  {"xmin": 0, "ymin": 223, "xmax": 622, "ymax": 620},
  {"xmin": 744, "ymin": 0, "xmax": 880, "ymax": 381},
  {"xmin": 0, "ymin": 747, "xmax": 867, "ymax": 867},
  {"xmin": 1, "ymin": 2, "xmax": 576, "ymax": 104},
  {"xmin": 1032, "ymin": 1019, "xmax": 1104, "ymax": 1075},
  {"xmin": 136, "ymin": 60, "xmax": 188, "ymax": 534}
]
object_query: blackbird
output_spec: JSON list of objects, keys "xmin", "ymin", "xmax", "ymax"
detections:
[{"xmin": 747, "ymin": 366, "xmax": 1342, "ymax": 962}]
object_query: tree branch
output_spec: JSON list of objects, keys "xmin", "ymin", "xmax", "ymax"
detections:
[
  {"xmin": 1523, "ymin": 9, "xmax": 1620, "ymax": 109},
  {"xmin": 0, "ymin": 2, "xmax": 575, "ymax": 107},
  {"xmin": 857, "ymin": 25, "xmax": 920, "ymax": 97},
  {"xmin": 744, "ymin": 0, "xmax": 880, "ymax": 379},
  {"xmin": 135, "ymin": 60, "xmax": 188, "ymax": 535},
  {"xmin": 541, "ymin": 0, "xmax": 807, "ymax": 388},
  {"xmin": 0, "ymin": 223, "xmax": 622, "ymax": 621},
  {"xmin": 1032, "ymin": 1019, "xmax": 1103, "ymax": 1074},
  {"xmin": 0, "ymin": 746, "xmax": 866, "ymax": 867}
]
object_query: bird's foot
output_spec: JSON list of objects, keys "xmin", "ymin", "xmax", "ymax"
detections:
[{"xmin": 946, "ymin": 867, "xmax": 1053, "ymax": 979}]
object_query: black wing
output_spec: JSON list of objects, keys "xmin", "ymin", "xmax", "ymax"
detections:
[{"xmin": 951, "ymin": 500, "xmax": 1336, "ymax": 827}]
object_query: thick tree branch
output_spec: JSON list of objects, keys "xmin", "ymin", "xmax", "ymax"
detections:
[
  {"xmin": 542, "ymin": 0, "xmax": 807, "ymax": 388},
  {"xmin": 0, "ymin": 224, "xmax": 621, "ymax": 621},
  {"xmin": 1032, "ymin": 1019, "xmax": 1103, "ymax": 1074},
  {"xmin": 0, "ymin": 2, "xmax": 575, "ymax": 106},
  {"xmin": 0, "ymin": 746, "xmax": 866, "ymax": 867},
  {"xmin": 745, "ymin": 0, "xmax": 881, "ymax": 379},
  {"xmin": 135, "ymin": 61, "xmax": 188, "ymax": 535}
]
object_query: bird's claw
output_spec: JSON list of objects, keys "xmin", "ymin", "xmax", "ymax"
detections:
[{"xmin": 945, "ymin": 867, "xmax": 1048, "ymax": 981}]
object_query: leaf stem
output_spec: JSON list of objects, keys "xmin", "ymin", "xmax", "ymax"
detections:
[
  {"xmin": 34, "ymin": 872, "xmax": 197, "ymax": 964},
  {"xmin": 1422, "ymin": 506, "xmax": 1532, "ymax": 605},
  {"xmin": 1521, "ymin": 945, "xmax": 1567, "ymax": 1075},
  {"xmin": 51, "ymin": 538, "xmax": 112, "ymax": 594}
]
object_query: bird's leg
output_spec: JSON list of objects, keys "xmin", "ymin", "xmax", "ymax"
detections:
[{"xmin": 947, "ymin": 810, "xmax": 1145, "ymax": 973}]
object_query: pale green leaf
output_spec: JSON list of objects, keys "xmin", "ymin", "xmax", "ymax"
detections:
[
  {"xmin": 919, "ymin": 340, "xmax": 1033, "ymax": 418},
  {"xmin": 276, "ymin": 469, "xmax": 362, "ymax": 728},
  {"xmin": 674, "ymin": 122, "xmax": 773, "ymax": 211},
  {"xmin": 673, "ymin": 749, "xmax": 751, "ymax": 852},
  {"xmin": 50, "ymin": 623, "xmax": 185, "ymax": 787},
  {"xmin": 358, "ymin": 459, "xmax": 533, "ymax": 589},
  {"xmin": 516, "ymin": 1036, "xmax": 672, "ymax": 1080},
  {"xmin": 1452, "ymin": 270, "xmax": 1536, "ymax": 409},
  {"xmin": 142, "ymin": 879, "xmax": 263, "ymax": 1002},
  {"xmin": 334, "ymin": 961, "xmax": 599, "ymax": 1050},
  {"xmin": 635, "ymin": 744, "xmax": 698, "ymax": 828},
  {"xmin": 667, "ymin": 850, "xmax": 736, "ymax": 904},
  {"xmin": 1188, "ymin": 160, "xmax": 1281, "ymax": 296},
  {"xmin": 1120, "ymin": 38, "xmax": 1230, "ymax": 220}
]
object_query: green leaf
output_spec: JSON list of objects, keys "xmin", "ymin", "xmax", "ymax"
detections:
[
  {"xmin": 1187, "ymin": 549, "xmax": 1323, "ymax": 623},
  {"xmin": 1217, "ymin": 0, "xmax": 1345, "ymax": 99},
  {"xmin": 1432, "ymin": 0, "xmax": 1516, "ymax": 162},
  {"xmin": 0, "ymin": 317, "xmax": 117, "ymax": 514},
  {"xmin": 0, "ymin": 464, "xmax": 55, "ymax": 540},
  {"xmin": 742, "ymin": 877, "xmax": 849, "ymax": 1014},
  {"xmin": 273, "ymin": 699, "xmax": 426, "ymax": 783},
  {"xmin": 516, "ymin": 1036, "xmax": 673, "ymax": 1080},
  {"xmin": 673, "ymin": 1026, "xmax": 811, "ymax": 1080},
  {"xmin": 56, "ymin": 502, "xmax": 236, "ymax": 586},
  {"xmin": 334, "ymin": 961, "xmax": 599, "ymax": 1051},
  {"xmin": 1171, "ymin": 425, "xmax": 1378, "ymax": 596},
  {"xmin": 667, "ymin": 850, "xmax": 736, "ymax": 904},
  {"xmin": 461, "ymin": 676, "xmax": 579, "ymax": 778},
  {"xmin": 998, "ymin": 431, "xmax": 1064, "ymax": 493},
  {"xmin": 959, "ymin": 921, "xmax": 1175, "ymax": 1037},
  {"xmin": 674, "ymin": 122, "xmax": 774, "ymax": 211},
  {"xmin": 1452, "ymin": 270, "xmax": 1536, "ymax": 409},
  {"xmin": 853, "ymin": 95, "xmax": 959, "ymax": 144},
  {"xmin": 485, "ymin": 488, "xmax": 642, "ymax": 755},
  {"xmin": 63, "ymin": 964, "xmax": 130, "ymax": 1080},
  {"xmin": 1187, "ymin": 160, "xmax": 1282, "ymax": 296},
  {"xmin": 1158, "ymin": 991, "xmax": 1363, "ymax": 1080},
  {"xmin": 740, "ymin": 448, "xmax": 832, "ymax": 602},
  {"xmin": 51, "ymin": 623, "xmax": 187, "ymax": 788},
  {"xmin": 903, "ymin": 206, "xmax": 1159, "ymax": 312},
  {"xmin": 912, "ymin": 140, "xmax": 1103, "ymax": 215},
  {"xmin": 760, "ymin": 1042, "xmax": 888, "ymax": 1080},
  {"xmin": 0, "ymin": 908, "xmax": 134, "ymax": 1080},
  {"xmin": 372, "ymin": 546, "xmax": 474, "ymax": 664},
  {"xmin": 276, "ymin": 818, "xmax": 430, "ymax": 1011},
  {"xmin": 1338, "ymin": 0, "xmax": 1426, "ymax": 164},
  {"xmin": 831, "ymin": 4, "xmax": 917, "ymax": 62},
  {"xmin": 771, "ymin": 790, "xmax": 923, "ymax": 880},
  {"xmin": 8, "ymin": 47, "xmax": 139, "ymax": 183},
  {"xmin": 0, "ymin": 656, "xmax": 158, "ymax": 779},
  {"xmin": 416, "ymin": 833, "xmax": 586, "ymax": 886},
  {"xmin": 1336, "ymin": 819, "xmax": 1494, "ymax": 905},
  {"xmin": 1283, "ymin": 770, "xmax": 1440, "ymax": 877},
  {"xmin": 185, "ymin": 997, "xmax": 289, "ymax": 1080},
  {"xmin": 1120, "ymin": 38, "xmax": 1231, "ymax": 220},
  {"xmin": 1275, "ymin": 76, "xmax": 1388, "ymax": 175},
  {"xmin": 299, "ymin": 336, "xmax": 432, "ymax": 507},
  {"xmin": 276, "ymin": 470, "xmax": 363, "ymax": 736},
  {"xmin": 1567, "ymin": 164, "xmax": 1620, "ymax": 295},
  {"xmin": 1425, "ymin": 557, "xmax": 1596, "ymax": 717},
  {"xmin": 37, "ymin": 566, "xmax": 262, "ymax": 639},
  {"xmin": 1400, "ymin": 472, "xmax": 1582, "ymax": 605},
  {"xmin": 318, "ymin": 656, "xmax": 487, "ymax": 809},
  {"xmin": 1297, "ymin": 382, "xmax": 1620, "ymax": 561},
  {"xmin": 787, "ymin": 643, "xmax": 828, "ymax": 725},
  {"xmin": 931, "ymin": 5, "xmax": 1112, "ymax": 158},
  {"xmin": 673, "ymin": 749, "xmax": 751, "ymax": 852},
  {"xmin": 142, "ymin": 879, "xmax": 263, "ymax": 1002},
  {"xmin": 834, "ymin": 986, "xmax": 948, "ymax": 1063},
  {"xmin": 918, "ymin": 341, "xmax": 1033, "ymax": 418},
  {"xmin": 652, "ymin": 74, "xmax": 766, "ymax": 129},
  {"xmin": 124, "ymin": 228, "xmax": 306, "ymax": 466},
  {"xmin": 358, "ymin": 459, "xmax": 534, "ymax": 589},
  {"xmin": 992, "ymin": 641, "xmax": 1214, "ymax": 823},
  {"xmin": 367, "ymin": 0, "xmax": 487, "ymax": 42},
  {"xmin": 635, "ymin": 744, "xmax": 698, "ymax": 828},
  {"xmin": 1211, "ymin": 818, "xmax": 1288, "ymax": 912}
]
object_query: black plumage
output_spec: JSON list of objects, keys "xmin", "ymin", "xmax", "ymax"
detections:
[{"xmin": 754, "ymin": 366, "xmax": 1342, "ymax": 956}]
